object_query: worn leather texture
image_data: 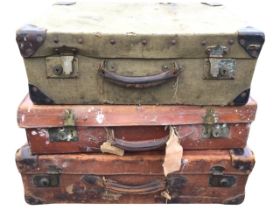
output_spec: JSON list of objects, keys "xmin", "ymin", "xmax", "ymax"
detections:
[
  {"xmin": 18, "ymin": 96, "xmax": 256, "ymax": 154},
  {"xmin": 16, "ymin": 145, "xmax": 255, "ymax": 204}
]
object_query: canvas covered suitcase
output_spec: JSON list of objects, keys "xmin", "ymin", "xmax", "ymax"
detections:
[
  {"xmin": 18, "ymin": 95, "xmax": 256, "ymax": 154},
  {"xmin": 16, "ymin": 1, "xmax": 264, "ymax": 105},
  {"xmin": 16, "ymin": 145, "xmax": 254, "ymax": 204}
]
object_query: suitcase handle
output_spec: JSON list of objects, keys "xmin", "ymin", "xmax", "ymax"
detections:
[
  {"xmin": 111, "ymin": 135, "xmax": 169, "ymax": 151},
  {"xmin": 98, "ymin": 61, "xmax": 182, "ymax": 88},
  {"xmin": 83, "ymin": 175, "xmax": 166, "ymax": 194}
]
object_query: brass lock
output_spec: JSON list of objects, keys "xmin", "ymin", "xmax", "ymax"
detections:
[
  {"xmin": 48, "ymin": 127, "xmax": 78, "ymax": 142},
  {"xmin": 204, "ymin": 45, "xmax": 236, "ymax": 80},
  {"xmin": 209, "ymin": 166, "xmax": 236, "ymax": 188},
  {"xmin": 46, "ymin": 53, "xmax": 78, "ymax": 78},
  {"xmin": 33, "ymin": 174, "xmax": 59, "ymax": 187},
  {"xmin": 202, "ymin": 123, "xmax": 229, "ymax": 138}
]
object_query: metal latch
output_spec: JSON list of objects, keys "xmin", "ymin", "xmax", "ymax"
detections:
[
  {"xmin": 209, "ymin": 166, "xmax": 236, "ymax": 187},
  {"xmin": 202, "ymin": 123, "xmax": 229, "ymax": 138},
  {"xmin": 204, "ymin": 45, "xmax": 236, "ymax": 80},
  {"xmin": 64, "ymin": 109, "xmax": 75, "ymax": 126},
  {"xmin": 48, "ymin": 109, "xmax": 78, "ymax": 142},
  {"xmin": 48, "ymin": 127, "xmax": 78, "ymax": 142},
  {"xmin": 33, "ymin": 174, "xmax": 59, "ymax": 187},
  {"xmin": 46, "ymin": 47, "xmax": 78, "ymax": 78}
]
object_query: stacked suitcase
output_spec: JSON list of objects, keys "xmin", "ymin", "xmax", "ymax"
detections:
[{"xmin": 15, "ymin": 1, "xmax": 264, "ymax": 204}]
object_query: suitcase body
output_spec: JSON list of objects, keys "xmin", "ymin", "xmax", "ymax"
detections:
[
  {"xmin": 18, "ymin": 96, "xmax": 257, "ymax": 154},
  {"xmin": 16, "ymin": 145, "xmax": 255, "ymax": 204},
  {"xmin": 16, "ymin": 2, "xmax": 264, "ymax": 105}
]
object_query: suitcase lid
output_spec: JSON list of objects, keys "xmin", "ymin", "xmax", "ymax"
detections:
[
  {"xmin": 17, "ymin": 95, "xmax": 257, "ymax": 128},
  {"xmin": 16, "ymin": 1, "xmax": 264, "ymax": 59},
  {"xmin": 16, "ymin": 145, "xmax": 254, "ymax": 175}
]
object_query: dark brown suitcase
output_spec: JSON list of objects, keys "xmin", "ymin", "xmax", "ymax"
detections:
[
  {"xmin": 16, "ymin": 145, "xmax": 255, "ymax": 204},
  {"xmin": 18, "ymin": 95, "xmax": 257, "ymax": 154}
]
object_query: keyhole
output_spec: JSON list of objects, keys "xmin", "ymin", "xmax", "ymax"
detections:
[
  {"xmin": 213, "ymin": 131, "xmax": 219, "ymax": 137},
  {"xmin": 219, "ymin": 68, "xmax": 227, "ymax": 76},
  {"xmin": 53, "ymin": 65, "xmax": 63, "ymax": 75},
  {"xmin": 220, "ymin": 178, "xmax": 230, "ymax": 187},
  {"xmin": 39, "ymin": 177, "xmax": 50, "ymax": 187}
]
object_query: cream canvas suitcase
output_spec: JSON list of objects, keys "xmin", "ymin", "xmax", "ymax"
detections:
[{"xmin": 16, "ymin": 1, "xmax": 264, "ymax": 105}]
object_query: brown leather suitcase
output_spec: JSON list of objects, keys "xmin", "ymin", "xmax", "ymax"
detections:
[
  {"xmin": 16, "ymin": 145, "xmax": 255, "ymax": 204},
  {"xmin": 18, "ymin": 95, "xmax": 257, "ymax": 154}
]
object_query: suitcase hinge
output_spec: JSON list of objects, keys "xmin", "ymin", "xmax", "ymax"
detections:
[
  {"xmin": 209, "ymin": 166, "xmax": 236, "ymax": 187},
  {"xmin": 204, "ymin": 45, "xmax": 236, "ymax": 80},
  {"xmin": 230, "ymin": 148, "xmax": 255, "ymax": 172}
]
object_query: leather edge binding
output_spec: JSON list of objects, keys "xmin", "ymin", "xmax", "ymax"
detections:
[
  {"xmin": 238, "ymin": 26, "xmax": 265, "ymax": 58},
  {"xmin": 224, "ymin": 194, "xmax": 245, "ymax": 205},
  {"xmin": 25, "ymin": 195, "xmax": 44, "ymax": 205},
  {"xmin": 29, "ymin": 84, "xmax": 55, "ymax": 105},
  {"xmin": 230, "ymin": 89, "xmax": 250, "ymax": 106},
  {"xmin": 16, "ymin": 145, "xmax": 38, "ymax": 170},
  {"xmin": 16, "ymin": 24, "xmax": 47, "ymax": 58}
]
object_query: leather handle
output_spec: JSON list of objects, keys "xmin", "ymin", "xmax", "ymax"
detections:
[
  {"xmin": 111, "ymin": 135, "xmax": 169, "ymax": 151},
  {"xmin": 105, "ymin": 179, "xmax": 166, "ymax": 194},
  {"xmin": 98, "ymin": 61, "xmax": 182, "ymax": 88},
  {"xmin": 83, "ymin": 175, "xmax": 166, "ymax": 195}
]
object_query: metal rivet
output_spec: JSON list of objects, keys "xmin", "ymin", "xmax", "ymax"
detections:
[
  {"xmin": 53, "ymin": 38, "xmax": 59, "ymax": 44},
  {"xmin": 142, "ymin": 39, "xmax": 147, "ymax": 45},
  {"xmin": 239, "ymin": 39, "xmax": 245, "ymax": 45},
  {"xmin": 19, "ymin": 43, "xmax": 24, "ymax": 49},
  {"xmin": 110, "ymin": 39, "xmax": 116, "ymax": 45},
  {"xmin": 32, "ymin": 86, "xmax": 38, "ymax": 92},
  {"xmin": 77, "ymin": 38, "xmax": 83, "ymax": 44},
  {"xmin": 240, "ymin": 92, "xmax": 247, "ymax": 98},
  {"xmin": 36, "ymin": 35, "xmax": 43, "ymax": 43},
  {"xmin": 228, "ymin": 39, "xmax": 234, "ymax": 45},
  {"xmin": 237, "ymin": 164, "xmax": 245, "ymax": 170},
  {"xmin": 201, "ymin": 40, "xmax": 207, "ymax": 46},
  {"xmin": 171, "ymin": 39, "xmax": 176, "ymax": 45}
]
